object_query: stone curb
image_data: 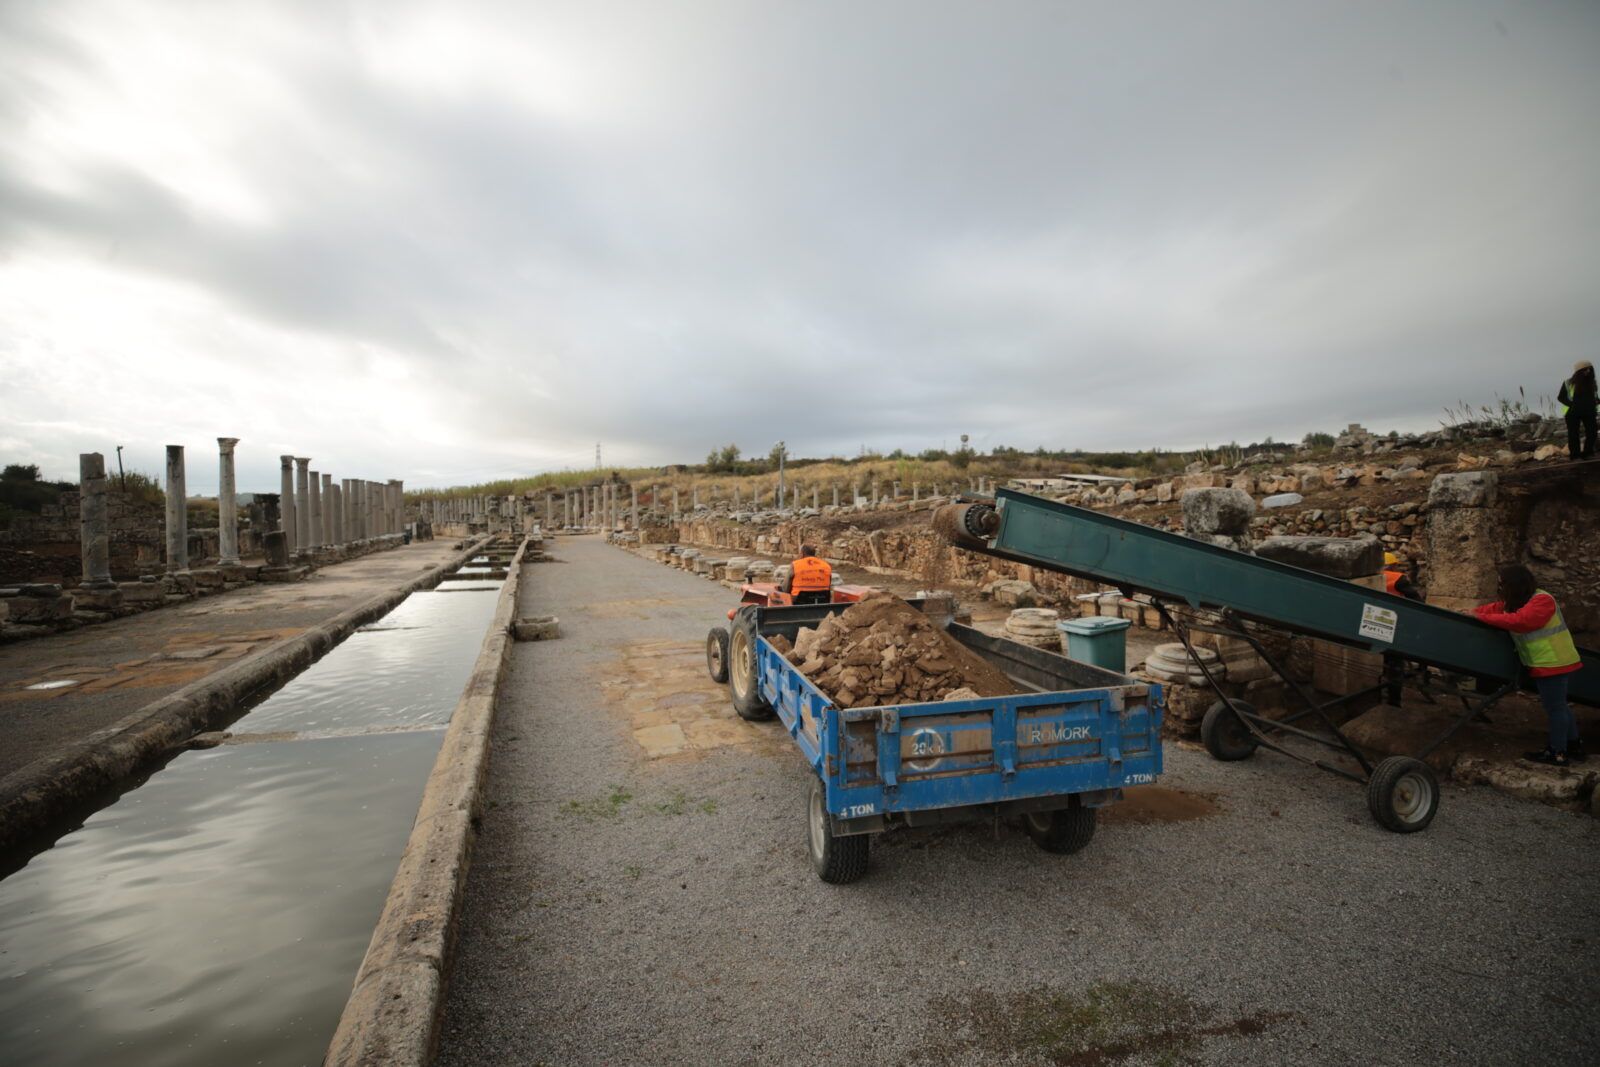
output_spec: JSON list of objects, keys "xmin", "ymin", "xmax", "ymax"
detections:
[
  {"xmin": 323, "ymin": 535, "xmax": 527, "ymax": 1067},
  {"xmin": 0, "ymin": 537, "xmax": 492, "ymax": 866}
]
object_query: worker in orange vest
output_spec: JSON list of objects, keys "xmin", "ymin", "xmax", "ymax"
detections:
[
  {"xmin": 1382, "ymin": 552, "xmax": 1422, "ymax": 601},
  {"xmin": 782, "ymin": 543, "xmax": 834, "ymax": 605}
]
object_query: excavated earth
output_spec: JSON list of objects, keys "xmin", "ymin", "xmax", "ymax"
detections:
[{"xmin": 772, "ymin": 592, "xmax": 1017, "ymax": 709}]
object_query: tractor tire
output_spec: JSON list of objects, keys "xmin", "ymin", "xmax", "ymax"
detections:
[
  {"xmin": 1022, "ymin": 799, "xmax": 1097, "ymax": 855},
  {"xmin": 706, "ymin": 627, "xmax": 730, "ymax": 684},
  {"xmin": 807, "ymin": 776, "xmax": 869, "ymax": 883},
  {"xmin": 1200, "ymin": 699, "xmax": 1259, "ymax": 762},
  {"xmin": 1367, "ymin": 756, "xmax": 1439, "ymax": 833},
  {"xmin": 728, "ymin": 611, "xmax": 774, "ymax": 722}
]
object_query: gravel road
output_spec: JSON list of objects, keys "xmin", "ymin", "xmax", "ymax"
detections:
[{"xmin": 437, "ymin": 535, "xmax": 1599, "ymax": 1066}]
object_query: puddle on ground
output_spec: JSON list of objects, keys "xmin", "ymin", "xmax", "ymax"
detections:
[{"xmin": 1102, "ymin": 786, "xmax": 1219, "ymax": 825}]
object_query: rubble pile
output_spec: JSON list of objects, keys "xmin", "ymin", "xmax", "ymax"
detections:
[{"xmin": 780, "ymin": 592, "xmax": 1017, "ymax": 709}]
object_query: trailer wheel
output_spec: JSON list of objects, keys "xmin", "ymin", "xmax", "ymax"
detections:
[
  {"xmin": 807, "ymin": 776, "xmax": 869, "ymax": 883},
  {"xmin": 705, "ymin": 627, "xmax": 730, "ymax": 684},
  {"xmin": 728, "ymin": 612, "xmax": 775, "ymax": 721},
  {"xmin": 1023, "ymin": 799, "xmax": 1097, "ymax": 855},
  {"xmin": 1367, "ymin": 756, "xmax": 1439, "ymax": 833},
  {"xmin": 1201, "ymin": 699, "xmax": 1259, "ymax": 761}
]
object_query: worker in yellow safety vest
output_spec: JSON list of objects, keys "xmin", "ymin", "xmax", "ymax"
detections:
[
  {"xmin": 1474, "ymin": 564, "xmax": 1586, "ymax": 766},
  {"xmin": 1382, "ymin": 552, "xmax": 1422, "ymax": 601},
  {"xmin": 781, "ymin": 544, "xmax": 833, "ymax": 605}
]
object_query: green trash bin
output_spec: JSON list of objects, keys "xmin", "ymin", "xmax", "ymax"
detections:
[{"xmin": 1057, "ymin": 615, "xmax": 1133, "ymax": 673}]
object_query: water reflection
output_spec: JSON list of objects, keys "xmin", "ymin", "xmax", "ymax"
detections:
[
  {"xmin": 0, "ymin": 582, "xmax": 503, "ymax": 1067},
  {"xmin": 0, "ymin": 731, "xmax": 442, "ymax": 1067}
]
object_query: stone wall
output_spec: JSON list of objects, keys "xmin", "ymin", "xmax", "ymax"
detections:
[{"xmin": 0, "ymin": 490, "xmax": 165, "ymax": 583}]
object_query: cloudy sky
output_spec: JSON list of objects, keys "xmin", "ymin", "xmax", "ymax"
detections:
[{"xmin": 2, "ymin": 1, "xmax": 1597, "ymax": 493}]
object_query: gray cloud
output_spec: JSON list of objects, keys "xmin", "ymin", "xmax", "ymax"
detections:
[{"xmin": 2, "ymin": 0, "xmax": 1598, "ymax": 491}]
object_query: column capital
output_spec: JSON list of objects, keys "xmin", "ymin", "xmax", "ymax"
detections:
[{"xmin": 218, "ymin": 437, "xmax": 240, "ymax": 454}]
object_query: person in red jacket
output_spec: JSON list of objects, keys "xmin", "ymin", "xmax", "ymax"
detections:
[{"xmin": 1474, "ymin": 564, "xmax": 1586, "ymax": 766}]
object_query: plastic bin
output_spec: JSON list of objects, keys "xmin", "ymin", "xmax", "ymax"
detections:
[{"xmin": 1057, "ymin": 615, "xmax": 1133, "ymax": 673}]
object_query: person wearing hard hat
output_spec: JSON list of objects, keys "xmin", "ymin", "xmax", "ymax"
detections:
[
  {"xmin": 1557, "ymin": 359, "xmax": 1597, "ymax": 460},
  {"xmin": 1474, "ymin": 564, "xmax": 1587, "ymax": 767},
  {"xmin": 1382, "ymin": 552, "xmax": 1422, "ymax": 601}
]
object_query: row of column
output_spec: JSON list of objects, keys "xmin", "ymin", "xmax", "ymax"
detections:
[
  {"xmin": 278, "ymin": 454, "xmax": 404, "ymax": 561},
  {"xmin": 80, "ymin": 440, "xmax": 406, "ymax": 579}
]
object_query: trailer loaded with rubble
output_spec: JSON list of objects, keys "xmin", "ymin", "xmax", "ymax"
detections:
[{"xmin": 706, "ymin": 595, "xmax": 1164, "ymax": 883}]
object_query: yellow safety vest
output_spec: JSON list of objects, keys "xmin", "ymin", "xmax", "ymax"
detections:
[{"xmin": 1509, "ymin": 590, "xmax": 1580, "ymax": 670}]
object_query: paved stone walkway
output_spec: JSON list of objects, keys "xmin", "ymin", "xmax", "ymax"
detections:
[{"xmin": 0, "ymin": 541, "xmax": 466, "ymax": 779}]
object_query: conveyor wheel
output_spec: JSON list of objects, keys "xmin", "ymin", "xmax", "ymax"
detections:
[
  {"xmin": 728, "ymin": 611, "xmax": 775, "ymax": 721},
  {"xmin": 1201, "ymin": 699, "xmax": 1259, "ymax": 761},
  {"xmin": 1367, "ymin": 756, "xmax": 1439, "ymax": 833},
  {"xmin": 1023, "ymin": 799, "xmax": 1097, "ymax": 854},
  {"xmin": 706, "ymin": 626, "xmax": 730, "ymax": 684},
  {"xmin": 807, "ymin": 776, "xmax": 869, "ymax": 883}
]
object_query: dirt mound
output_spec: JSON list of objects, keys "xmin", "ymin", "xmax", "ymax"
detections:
[{"xmin": 783, "ymin": 592, "xmax": 1018, "ymax": 709}]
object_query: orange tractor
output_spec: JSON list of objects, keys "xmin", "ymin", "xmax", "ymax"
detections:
[{"xmin": 705, "ymin": 568, "xmax": 879, "ymax": 686}]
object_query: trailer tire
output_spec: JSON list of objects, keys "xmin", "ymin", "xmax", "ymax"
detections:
[
  {"xmin": 728, "ymin": 612, "xmax": 774, "ymax": 721},
  {"xmin": 1201, "ymin": 699, "xmax": 1259, "ymax": 761},
  {"xmin": 807, "ymin": 776, "xmax": 869, "ymax": 883},
  {"xmin": 706, "ymin": 627, "xmax": 730, "ymax": 684},
  {"xmin": 1367, "ymin": 756, "xmax": 1439, "ymax": 833},
  {"xmin": 1023, "ymin": 798, "xmax": 1097, "ymax": 855}
]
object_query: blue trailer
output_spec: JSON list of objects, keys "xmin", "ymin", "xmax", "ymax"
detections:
[{"xmin": 706, "ymin": 599, "xmax": 1163, "ymax": 883}]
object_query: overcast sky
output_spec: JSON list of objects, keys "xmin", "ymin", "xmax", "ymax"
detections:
[{"xmin": 2, "ymin": 1, "xmax": 1597, "ymax": 494}]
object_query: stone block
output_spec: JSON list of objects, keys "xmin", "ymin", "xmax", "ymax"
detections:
[
  {"xmin": 1255, "ymin": 535, "xmax": 1383, "ymax": 578},
  {"xmin": 5, "ymin": 595, "xmax": 71, "ymax": 622},
  {"xmin": 118, "ymin": 581, "xmax": 166, "ymax": 604},
  {"xmin": 513, "ymin": 616, "xmax": 561, "ymax": 641},
  {"xmin": 1428, "ymin": 471, "xmax": 1498, "ymax": 508},
  {"xmin": 190, "ymin": 568, "xmax": 226, "ymax": 589},
  {"xmin": 1155, "ymin": 482, "xmax": 1174, "ymax": 503},
  {"xmin": 72, "ymin": 587, "xmax": 124, "ymax": 611},
  {"xmin": 985, "ymin": 579, "xmax": 1039, "ymax": 608},
  {"xmin": 1179, "ymin": 472, "xmax": 1223, "ymax": 489},
  {"xmin": 1181, "ymin": 487, "xmax": 1255, "ymax": 535}
]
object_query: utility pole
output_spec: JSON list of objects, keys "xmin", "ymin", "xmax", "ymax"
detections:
[
  {"xmin": 775, "ymin": 440, "xmax": 786, "ymax": 506},
  {"xmin": 115, "ymin": 445, "xmax": 126, "ymax": 491}
]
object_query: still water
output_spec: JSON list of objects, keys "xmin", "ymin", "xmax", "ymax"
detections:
[{"xmin": 0, "ymin": 583, "xmax": 500, "ymax": 1067}]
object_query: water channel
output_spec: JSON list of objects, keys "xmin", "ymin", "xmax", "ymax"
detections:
[{"xmin": 0, "ymin": 555, "xmax": 504, "ymax": 1067}]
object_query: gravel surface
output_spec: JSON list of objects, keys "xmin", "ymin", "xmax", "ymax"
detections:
[{"xmin": 437, "ymin": 535, "xmax": 1600, "ymax": 1067}]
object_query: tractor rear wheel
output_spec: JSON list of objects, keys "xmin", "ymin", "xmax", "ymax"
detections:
[{"xmin": 728, "ymin": 611, "xmax": 774, "ymax": 721}]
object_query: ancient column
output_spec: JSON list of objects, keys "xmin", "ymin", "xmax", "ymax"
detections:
[
  {"xmin": 692, "ymin": 486, "xmax": 700, "ymax": 509},
  {"xmin": 630, "ymin": 484, "xmax": 638, "ymax": 528},
  {"xmin": 79, "ymin": 452, "xmax": 115, "ymax": 587},
  {"xmin": 912, "ymin": 482, "xmax": 919, "ymax": 503},
  {"xmin": 308, "ymin": 469, "xmax": 324, "ymax": 551},
  {"xmin": 318, "ymin": 473, "xmax": 332, "ymax": 547},
  {"xmin": 813, "ymin": 486, "xmax": 820, "ymax": 509},
  {"xmin": 394, "ymin": 480, "xmax": 404, "ymax": 535},
  {"xmin": 280, "ymin": 455, "xmax": 298, "ymax": 556},
  {"xmin": 329, "ymin": 478, "xmax": 343, "ymax": 546},
  {"xmin": 216, "ymin": 438, "xmax": 241, "ymax": 566},
  {"xmin": 732, "ymin": 485, "xmax": 740, "ymax": 506},
  {"xmin": 341, "ymin": 479, "xmax": 353, "ymax": 543},
  {"xmin": 673, "ymin": 488, "xmax": 681, "ymax": 518},
  {"xmin": 872, "ymin": 480, "xmax": 879, "ymax": 507},
  {"xmin": 165, "ymin": 444, "xmax": 189, "ymax": 573},
  {"xmin": 832, "ymin": 484, "xmax": 839, "ymax": 507},
  {"xmin": 294, "ymin": 458, "xmax": 312, "ymax": 557}
]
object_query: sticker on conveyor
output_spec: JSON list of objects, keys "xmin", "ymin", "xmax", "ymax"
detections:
[{"xmin": 1358, "ymin": 602, "xmax": 1397, "ymax": 643}]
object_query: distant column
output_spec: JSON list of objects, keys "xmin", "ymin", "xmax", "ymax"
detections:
[
  {"xmin": 673, "ymin": 488, "xmax": 681, "ymax": 518},
  {"xmin": 217, "ymin": 438, "xmax": 241, "ymax": 566},
  {"xmin": 308, "ymin": 469, "xmax": 324, "ymax": 551},
  {"xmin": 832, "ymin": 484, "xmax": 839, "ymax": 507},
  {"xmin": 630, "ymin": 484, "xmax": 638, "ymax": 528},
  {"xmin": 165, "ymin": 444, "xmax": 189, "ymax": 574},
  {"xmin": 732, "ymin": 485, "xmax": 740, "ymax": 506},
  {"xmin": 912, "ymin": 482, "xmax": 919, "ymax": 503},
  {"xmin": 294, "ymin": 458, "xmax": 312, "ymax": 556},
  {"xmin": 813, "ymin": 486, "xmax": 819, "ymax": 509},
  {"xmin": 329, "ymin": 478, "xmax": 343, "ymax": 546},
  {"xmin": 871, "ymin": 480, "xmax": 879, "ymax": 507},
  {"xmin": 341, "ymin": 479, "xmax": 353, "ymax": 543},
  {"xmin": 391, "ymin": 480, "xmax": 404, "ymax": 535},
  {"xmin": 280, "ymin": 455, "xmax": 297, "ymax": 556},
  {"xmin": 319, "ymin": 473, "xmax": 334, "ymax": 547},
  {"xmin": 79, "ymin": 452, "xmax": 115, "ymax": 587},
  {"xmin": 692, "ymin": 486, "xmax": 699, "ymax": 509}
]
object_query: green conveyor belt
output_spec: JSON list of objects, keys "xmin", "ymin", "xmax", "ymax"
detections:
[{"xmin": 981, "ymin": 488, "xmax": 1600, "ymax": 706}]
